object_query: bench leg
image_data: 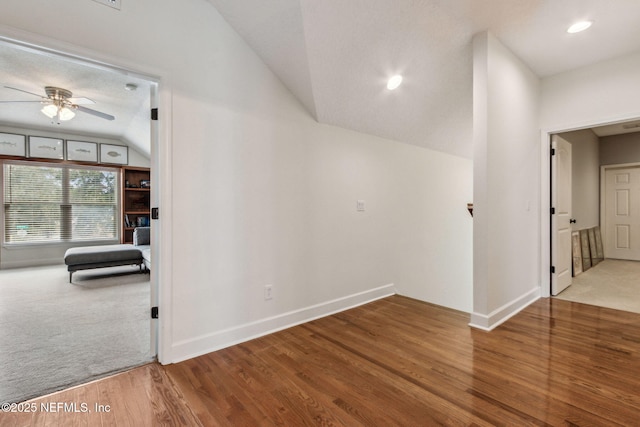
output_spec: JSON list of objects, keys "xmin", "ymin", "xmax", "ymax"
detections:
[{"xmin": 69, "ymin": 271, "xmax": 73, "ymax": 283}]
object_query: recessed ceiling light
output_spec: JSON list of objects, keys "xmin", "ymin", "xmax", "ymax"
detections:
[
  {"xmin": 387, "ymin": 75, "xmax": 403, "ymax": 90},
  {"xmin": 567, "ymin": 21, "xmax": 592, "ymax": 34}
]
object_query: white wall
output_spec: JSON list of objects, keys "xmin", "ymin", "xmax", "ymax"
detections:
[
  {"xmin": 0, "ymin": 0, "xmax": 472, "ymax": 363},
  {"xmin": 471, "ymin": 32, "xmax": 541, "ymax": 330},
  {"xmin": 541, "ymin": 51, "xmax": 640, "ymax": 131},
  {"xmin": 558, "ymin": 129, "xmax": 600, "ymax": 229},
  {"xmin": 600, "ymin": 133, "xmax": 640, "ymax": 165}
]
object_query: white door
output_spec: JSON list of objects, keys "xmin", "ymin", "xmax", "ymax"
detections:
[
  {"xmin": 604, "ymin": 166, "xmax": 640, "ymax": 260},
  {"xmin": 551, "ymin": 135, "xmax": 572, "ymax": 295}
]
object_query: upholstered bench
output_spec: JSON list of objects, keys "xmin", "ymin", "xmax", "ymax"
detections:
[{"xmin": 64, "ymin": 244, "xmax": 144, "ymax": 283}]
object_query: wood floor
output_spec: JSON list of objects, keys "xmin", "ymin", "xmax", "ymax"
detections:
[{"xmin": 2, "ymin": 295, "xmax": 640, "ymax": 426}]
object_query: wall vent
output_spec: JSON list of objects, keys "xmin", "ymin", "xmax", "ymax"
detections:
[{"xmin": 92, "ymin": 0, "xmax": 121, "ymax": 10}]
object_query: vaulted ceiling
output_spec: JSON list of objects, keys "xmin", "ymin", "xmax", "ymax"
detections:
[
  {"xmin": 2, "ymin": 2, "xmax": 640, "ymax": 159},
  {"xmin": 208, "ymin": 0, "xmax": 640, "ymax": 158}
]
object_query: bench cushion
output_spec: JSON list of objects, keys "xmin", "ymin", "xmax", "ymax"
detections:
[{"xmin": 64, "ymin": 244, "xmax": 142, "ymax": 266}]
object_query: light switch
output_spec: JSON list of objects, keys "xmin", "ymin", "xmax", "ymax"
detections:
[{"xmin": 357, "ymin": 200, "xmax": 365, "ymax": 212}]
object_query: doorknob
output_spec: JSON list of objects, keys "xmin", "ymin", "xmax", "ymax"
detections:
[{"xmin": 570, "ymin": 218, "xmax": 577, "ymax": 224}]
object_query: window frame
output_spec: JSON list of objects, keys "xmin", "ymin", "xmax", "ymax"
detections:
[{"xmin": 2, "ymin": 159, "xmax": 121, "ymax": 247}]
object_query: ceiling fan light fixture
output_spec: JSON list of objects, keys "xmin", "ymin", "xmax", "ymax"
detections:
[
  {"xmin": 567, "ymin": 21, "xmax": 592, "ymax": 34},
  {"xmin": 41, "ymin": 104, "xmax": 58, "ymax": 118},
  {"xmin": 387, "ymin": 74, "xmax": 403, "ymax": 90},
  {"xmin": 58, "ymin": 106, "xmax": 75, "ymax": 121}
]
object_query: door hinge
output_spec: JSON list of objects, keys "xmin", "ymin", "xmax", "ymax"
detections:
[
  {"xmin": 550, "ymin": 148, "xmax": 556, "ymax": 156},
  {"xmin": 151, "ymin": 306, "xmax": 159, "ymax": 319},
  {"xmin": 551, "ymin": 266, "xmax": 556, "ymax": 274},
  {"xmin": 151, "ymin": 108, "xmax": 159, "ymax": 121},
  {"xmin": 551, "ymin": 207, "xmax": 555, "ymax": 215},
  {"xmin": 151, "ymin": 207, "xmax": 159, "ymax": 220}
]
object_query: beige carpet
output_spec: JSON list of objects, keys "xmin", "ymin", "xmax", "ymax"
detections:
[
  {"xmin": 0, "ymin": 264, "xmax": 152, "ymax": 403},
  {"xmin": 555, "ymin": 259, "xmax": 640, "ymax": 314}
]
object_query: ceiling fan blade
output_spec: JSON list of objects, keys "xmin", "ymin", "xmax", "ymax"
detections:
[
  {"xmin": 3, "ymin": 86, "xmax": 46, "ymax": 99},
  {"xmin": 74, "ymin": 105, "xmax": 115, "ymax": 121},
  {"xmin": 69, "ymin": 97, "xmax": 95, "ymax": 105}
]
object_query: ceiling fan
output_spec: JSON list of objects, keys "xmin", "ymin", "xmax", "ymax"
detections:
[{"xmin": 0, "ymin": 85, "xmax": 115, "ymax": 123}]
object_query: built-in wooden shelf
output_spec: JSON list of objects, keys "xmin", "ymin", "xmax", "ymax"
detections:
[{"xmin": 121, "ymin": 166, "xmax": 150, "ymax": 243}]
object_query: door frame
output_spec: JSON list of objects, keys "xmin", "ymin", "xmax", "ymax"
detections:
[
  {"xmin": 541, "ymin": 115, "xmax": 640, "ymax": 298},
  {"xmin": 0, "ymin": 26, "xmax": 173, "ymax": 362}
]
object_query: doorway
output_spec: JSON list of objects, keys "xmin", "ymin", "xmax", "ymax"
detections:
[
  {"xmin": 549, "ymin": 121, "xmax": 640, "ymax": 313},
  {"xmin": 0, "ymin": 36, "xmax": 161, "ymax": 402}
]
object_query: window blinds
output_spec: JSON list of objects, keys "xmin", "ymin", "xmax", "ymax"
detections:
[{"xmin": 3, "ymin": 161, "xmax": 119, "ymax": 244}]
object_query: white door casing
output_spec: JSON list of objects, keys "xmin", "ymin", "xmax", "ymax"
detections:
[
  {"xmin": 603, "ymin": 165, "xmax": 640, "ymax": 261},
  {"xmin": 0, "ymin": 34, "xmax": 163, "ymax": 360},
  {"xmin": 551, "ymin": 135, "xmax": 572, "ymax": 296}
]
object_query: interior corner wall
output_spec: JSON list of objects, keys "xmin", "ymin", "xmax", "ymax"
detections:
[
  {"xmin": 471, "ymin": 32, "xmax": 541, "ymax": 330},
  {"xmin": 0, "ymin": 0, "xmax": 472, "ymax": 363},
  {"xmin": 557, "ymin": 129, "xmax": 600, "ymax": 229}
]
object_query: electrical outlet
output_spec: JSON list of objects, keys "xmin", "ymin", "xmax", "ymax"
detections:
[
  {"xmin": 264, "ymin": 284, "xmax": 273, "ymax": 300},
  {"xmin": 92, "ymin": 0, "xmax": 121, "ymax": 10}
]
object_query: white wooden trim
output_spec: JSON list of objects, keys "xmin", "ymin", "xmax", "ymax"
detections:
[
  {"xmin": 469, "ymin": 287, "xmax": 540, "ymax": 331},
  {"xmin": 0, "ymin": 26, "xmax": 172, "ymax": 364},
  {"xmin": 600, "ymin": 162, "xmax": 640, "ymax": 169},
  {"xmin": 156, "ymin": 82, "xmax": 173, "ymax": 365}
]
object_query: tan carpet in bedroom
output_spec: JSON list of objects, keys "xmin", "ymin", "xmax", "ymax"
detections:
[
  {"xmin": 0, "ymin": 264, "xmax": 152, "ymax": 403},
  {"xmin": 555, "ymin": 259, "xmax": 640, "ymax": 314}
]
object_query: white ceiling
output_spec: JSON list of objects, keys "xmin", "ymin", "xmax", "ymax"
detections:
[
  {"xmin": 0, "ymin": 41, "xmax": 151, "ymax": 157},
  {"xmin": 2, "ymin": 2, "xmax": 640, "ymax": 160},
  {"xmin": 208, "ymin": 0, "xmax": 640, "ymax": 158}
]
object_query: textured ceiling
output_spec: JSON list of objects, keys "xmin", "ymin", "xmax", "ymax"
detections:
[
  {"xmin": 208, "ymin": 0, "xmax": 640, "ymax": 158},
  {"xmin": 3, "ymin": 1, "xmax": 640, "ymax": 160},
  {"xmin": 0, "ymin": 42, "xmax": 151, "ymax": 157}
]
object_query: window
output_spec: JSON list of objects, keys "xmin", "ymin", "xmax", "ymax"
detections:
[{"xmin": 3, "ymin": 161, "xmax": 119, "ymax": 244}]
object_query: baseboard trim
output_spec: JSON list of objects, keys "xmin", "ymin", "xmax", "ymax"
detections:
[
  {"xmin": 469, "ymin": 287, "xmax": 540, "ymax": 331},
  {"xmin": 168, "ymin": 283, "xmax": 397, "ymax": 363}
]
